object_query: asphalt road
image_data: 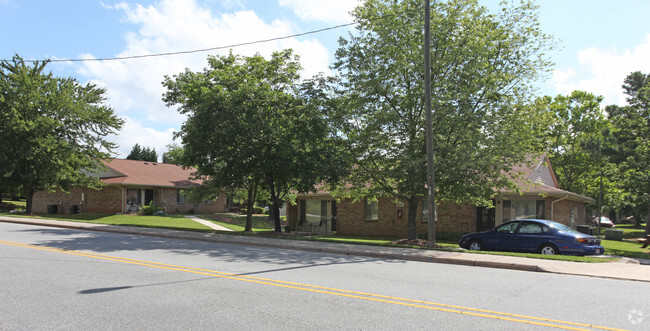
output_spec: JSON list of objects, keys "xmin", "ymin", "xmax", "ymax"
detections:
[{"xmin": 1, "ymin": 222, "xmax": 648, "ymax": 330}]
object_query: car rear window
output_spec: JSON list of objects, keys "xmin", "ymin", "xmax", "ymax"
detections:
[{"xmin": 550, "ymin": 222, "xmax": 579, "ymax": 234}]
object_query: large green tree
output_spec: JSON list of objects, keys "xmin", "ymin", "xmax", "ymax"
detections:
[
  {"xmin": 0, "ymin": 55, "xmax": 123, "ymax": 214},
  {"xmin": 161, "ymin": 143, "xmax": 185, "ymax": 164},
  {"xmin": 606, "ymin": 72, "xmax": 650, "ymax": 232},
  {"xmin": 538, "ymin": 91, "xmax": 611, "ymax": 195},
  {"xmin": 163, "ymin": 50, "xmax": 346, "ymax": 231},
  {"xmin": 333, "ymin": 0, "xmax": 554, "ymax": 240}
]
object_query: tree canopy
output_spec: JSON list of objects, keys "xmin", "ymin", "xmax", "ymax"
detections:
[
  {"xmin": 161, "ymin": 143, "xmax": 185, "ymax": 165},
  {"xmin": 605, "ymin": 72, "xmax": 650, "ymax": 230},
  {"xmin": 332, "ymin": 0, "xmax": 554, "ymax": 239},
  {"xmin": 537, "ymin": 91, "xmax": 611, "ymax": 194},
  {"xmin": 0, "ymin": 55, "xmax": 123, "ymax": 213},
  {"xmin": 163, "ymin": 50, "xmax": 347, "ymax": 231}
]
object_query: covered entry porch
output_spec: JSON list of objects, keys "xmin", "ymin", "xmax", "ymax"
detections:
[{"xmin": 294, "ymin": 198, "xmax": 337, "ymax": 235}]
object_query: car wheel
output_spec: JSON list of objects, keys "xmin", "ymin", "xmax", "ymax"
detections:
[
  {"xmin": 468, "ymin": 240, "xmax": 483, "ymax": 251},
  {"xmin": 538, "ymin": 244, "xmax": 558, "ymax": 255}
]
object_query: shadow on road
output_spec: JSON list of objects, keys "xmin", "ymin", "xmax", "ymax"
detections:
[
  {"xmin": 11, "ymin": 226, "xmax": 406, "ymax": 271},
  {"xmin": 78, "ymin": 277, "xmax": 215, "ymax": 294}
]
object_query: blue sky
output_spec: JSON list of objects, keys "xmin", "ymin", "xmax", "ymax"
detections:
[{"xmin": 2, "ymin": 0, "xmax": 650, "ymax": 159}]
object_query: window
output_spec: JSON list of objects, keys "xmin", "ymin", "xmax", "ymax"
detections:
[
  {"xmin": 502, "ymin": 199, "xmax": 545, "ymax": 222},
  {"xmin": 299, "ymin": 200, "xmax": 328, "ymax": 225},
  {"xmin": 364, "ymin": 200, "xmax": 378, "ymax": 220},
  {"xmin": 126, "ymin": 188, "xmax": 141, "ymax": 205},
  {"xmin": 422, "ymin": 200, "xmax": 429, "ymax": 222},
  {"xmin": 176, "ymin": 190, "xmax": 185, "ymax": 204},
  {"xmin": 496, "ymin": 222, "xmax": 519, "ymax": 234},
  {"xmin": 518, "ymin": 221, "xmax": 548, "ymax": 234}
]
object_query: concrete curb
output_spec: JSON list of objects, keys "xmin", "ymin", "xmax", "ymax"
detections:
[{"xmin": 1, "ymin": 217, "xmax": 648, "ymax": 282}]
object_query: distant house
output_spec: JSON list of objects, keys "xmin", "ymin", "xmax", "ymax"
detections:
[
  {"xmin": 287, "ymin": 155, "xmax": 594, "ymax": 237},
  {"xmin": 32, "ymin": 159, "xmax": 225, "ymax": 214}
]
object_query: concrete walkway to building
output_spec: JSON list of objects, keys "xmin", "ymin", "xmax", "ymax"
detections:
[
  {"xmin": 184, "ymin": 215, "xmax": 233, "ymax": 231},
  {"xmin": 1, "ymin": 216, "xmax": 648, "ymax": 282}
]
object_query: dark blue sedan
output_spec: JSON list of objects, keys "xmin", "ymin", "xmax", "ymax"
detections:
[{"xmin": 458, "ymin": 219, "xmax": 604, "ymax": 256}]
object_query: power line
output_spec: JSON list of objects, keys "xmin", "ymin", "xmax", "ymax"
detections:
[
  {"xmin": 6, "ymin": 7, "xmax": 415, "ymax": 64},
  {"xmin": 15, "ymin": 22, "xmax": 358, "ymax": 63}
]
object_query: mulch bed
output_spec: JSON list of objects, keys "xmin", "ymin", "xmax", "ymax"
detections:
[{"xmin": 391, "ymin": 238, "xmax": 443, "ymax": 248}]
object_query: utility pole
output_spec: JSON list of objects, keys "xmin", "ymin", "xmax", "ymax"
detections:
[
  {"xmin": 597, "ymin": 141, "xmax": 602, "ymax": 235},
  {"xmin": 425, "ymin": 0, "xmax": 437, "ymax": 247}
]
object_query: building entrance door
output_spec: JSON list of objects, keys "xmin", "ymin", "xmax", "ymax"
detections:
[
  {"xmin": 476, "ymin": 201, "xmax": 495, "ymax": 232},
  {"xmin": 144, "ymin": 189, "xmax": 154, "ymax": 206}
]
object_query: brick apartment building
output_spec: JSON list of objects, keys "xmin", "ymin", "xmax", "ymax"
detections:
[
  {"xmin": 287, "ymin": 155, "xmax": 594, "ymax": 237},
  {"xmin": 32, "ymin": 159, "xmax": 225, "ymax": 215}
]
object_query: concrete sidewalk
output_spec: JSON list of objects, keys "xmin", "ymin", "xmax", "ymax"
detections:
[
  {"xmin": 1, "ymin": 216, "xmax": 648, "ymax": 282},
  {"xmin": 184, "ymin": 215, "xmax": 233, "ymax": 231}
]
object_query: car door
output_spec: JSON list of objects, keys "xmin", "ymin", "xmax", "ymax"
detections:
[
  {"xmin": 484, "ymin": 221, "xmax": 520, "ymax": 251},
  {"xmin": 512, "ymin": 221, "xmax": 548, "ymax": 253}
]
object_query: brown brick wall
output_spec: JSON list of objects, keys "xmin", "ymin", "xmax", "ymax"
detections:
[
  {"xmin": 85, "ymin": 186, "xmax": 124, "ymax": 213},
  {"xmin": 427, "ymin": 202, "xmax": 476, "ymax": 233},
  {"xmin": 334, "ymin": 198, "xmax": 478, "ymax": 238},
  {"xmin": 33, "ymin": 188, "xmax": 86, "ymax": 214},
  {"xmin": 159, "ymin": 188, "xmax": 226, "ymax": 214},
  {"xmin": 337, "ymin": 197, "xmax": 407, "ymax": 237},
  {"xmin": 549, "ymin": 198, "xmax": 587, "ymax": 227},
  {"xmin": 32, "ymin": 187, "xmax": 123, "ymax": 214},
  {"xmin": 34, "ymin": 186, "xmax": 226, "ymax": 215},
  {"xmin": 287, "ymin": 195, "xmax": 590, "ymax": 238}
]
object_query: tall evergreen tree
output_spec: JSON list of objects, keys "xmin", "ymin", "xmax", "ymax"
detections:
[{"xmin": 126, "ymin": 143, "xmax": 158, "ymax": 162}]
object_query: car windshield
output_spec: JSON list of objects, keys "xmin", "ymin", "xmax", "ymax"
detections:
[{"xmin": 550, "ymin": 222, "xmax": 580, "ymax": 234}]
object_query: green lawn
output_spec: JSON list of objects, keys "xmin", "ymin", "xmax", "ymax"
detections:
[
  {"xmin": 601, "ymin": 239, "xmax": 650, "ymax": 260},
  {"xmin": 0, "ymin": 198, "xmax": 26, "ymax": 210},
  {"xmin": 0, "ymin": 212, "xmax": 214, "ymax": 232},
  {"xmin": 199, "ymin": 213, "xmax": 280, "ymax": 232},
  {"xmin": 595, "ymin": 223, "xmax": 647, "ymax": 239},
  {"xmin": 592, "ymin": 223, "xmax": 650, "ymax": 260}
]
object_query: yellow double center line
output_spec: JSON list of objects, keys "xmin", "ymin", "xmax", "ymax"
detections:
[{"xmin": 0, "ymin": 239, "xmax": 627, "ymax": 331}]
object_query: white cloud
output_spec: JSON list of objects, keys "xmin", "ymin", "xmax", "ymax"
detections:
[
  {"xmin": 551, "ymin": 34, "xmax": 650, "ymax": 106},
  {"xmin": 278, "ymin": 0, "xmax": 360, "ymax": 24},
  {"xmin": 77, "ymin": 0, "xmax": 333, "ymax": 155},
  {"xmin": 110, "ymin": 117, "xmax": 176, "ymax": 160}
]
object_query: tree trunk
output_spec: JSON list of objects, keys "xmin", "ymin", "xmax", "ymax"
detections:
[
  {"xmin": 272, "ymin": 199, "xmax": 281, "ymax": 233},
  {"xmin": 646, "ymin": 209, "xmax": 650, "ymax": 236},
  {"xmin": 407, "ymin": 196, "xmax": 419, "ymax": 240},
  {"xmin": 244, "ymin": 182, "xmax": 258, "ymax": 232},
  {"xmin": 25, "ymin": 189, "xmax": 35, "ymax": 215},
  {"xmin": 266, "ymin": 174, "xmax": 282, "ymax": 232}
]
